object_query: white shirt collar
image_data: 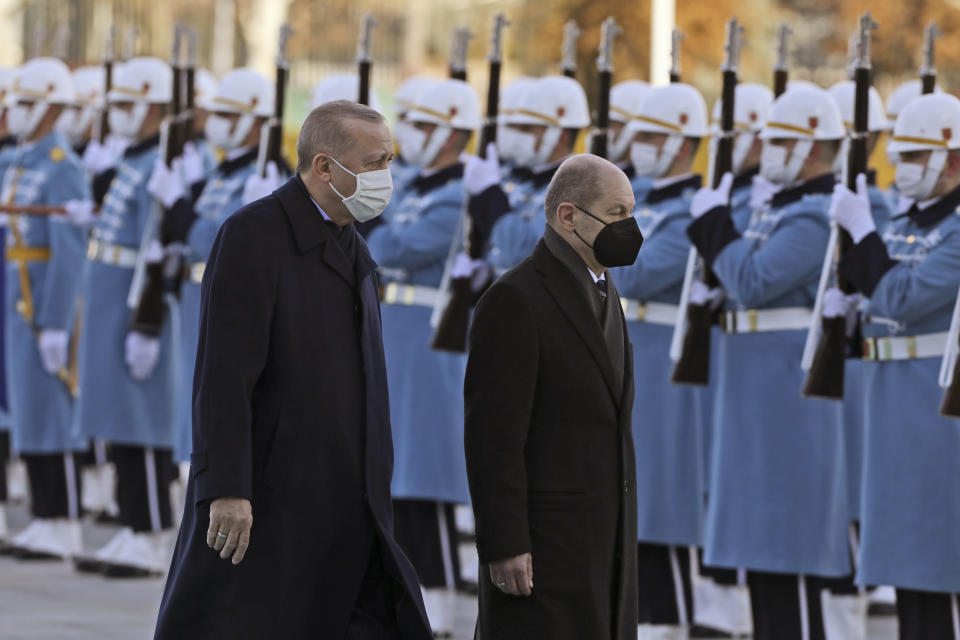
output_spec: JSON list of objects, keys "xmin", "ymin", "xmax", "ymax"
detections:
[
  {"xmin": 588, "ymin": 269, "xmax": 606, "ymax": 283},
  {"xmin": 309, "ymin": 196, "xmax": 332, "ymax": 222}
]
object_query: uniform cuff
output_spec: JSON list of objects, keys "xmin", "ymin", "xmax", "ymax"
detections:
[
  {"xmin": 687, "ymin": 205, "xmax": 739, "ymax": 266},
  {"xmin": 838, "ymin": 231, "xmax": 898, "ymax": 297}
]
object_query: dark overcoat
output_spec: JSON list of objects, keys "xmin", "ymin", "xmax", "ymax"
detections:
[
  {"xmin": 154, "ymin": 176, "xmax": 432, "ymax": 640},
  {"xmin": 464, "ymin": 240, "xmax": 638, "ymax": 640}
]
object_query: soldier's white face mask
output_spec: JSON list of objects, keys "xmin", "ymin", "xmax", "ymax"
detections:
[
  {"xmin": 108, "ymin": 102, "xmax": 148, "ymax": 140},
  {"xmin": 205, "ymin": 113, "xmax": 254, "ymax": 152},
  {"xmin": 326, "ymin": 154, "xmax": 393, "ymax": 223},
  {"xmin": 512, "ymin": 126, "xmax": 561, "ymax": 168},
  {"xmin": 630, "ymin": 135, "xmax": 682, "ymax": 179},
  {"xmin": 398, "ymin": 123, "xmax": 451, "ymax": 169},
  {"xmin": 55, "ymin": 106, "xmax": 97, "ymax": 147},
  {"xmin": 760, "ymin": 139, "xmax": 812, "ymax": 186},
  {"xmin": 7, "ymin": 101, "xmax": 49, "ymax": 141},
  {"xmin": 895, "ymin": 149, "xmax": 947, "ymax": 201}
]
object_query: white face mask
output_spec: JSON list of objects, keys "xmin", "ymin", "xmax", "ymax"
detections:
[
  {"xmin": 7, "ymin": 102, "xmax": 49, "ymax": 141},
  {"xmin": 205, "ymin": 113, "xmax": 254, "ymax": 152},
  {"xmin": 327, "ymin": 155, "xmax": 393, "ymax": 223},
  {"xmin": 108, "ymin": 102, "xmax": 148, "ymax": 140},
  {"xmin": 398, "ymin": 123, "xmax": 451, "ymax": 169},
  {"xmin": 630, "ymin": 135, "xmax": 683, "ymax": 178},
  {"xmin": 498, "ymin": 127, "xmax": 524, "ymax": 165},
  {"xmin": 512, "ymin": 126, "xmax": 562, "ymax": 169},
  {"xmin": 895, "ymin": 150, "xmax": 947, "ymax": 201},
  {"xmin": 56, "ymin": 106, "xmax": 97, "ymax": 147},
  {"xmin": 760, "ymin": 139, "xmax": 812, "ymax": 186}
]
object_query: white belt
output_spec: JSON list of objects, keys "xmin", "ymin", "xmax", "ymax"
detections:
[
  {"xmin": 380, "ymin": 283, "xmax": 440, "ymax": 308},
  {"xmin": 620, "ymin": 299, "xmax": 678, "ymax": 326},
  {"xmin": 188, "ymin": 262, "xmax": 205, "ymax": 284},
  {"xmin": 86, "ymin": 239, "xmax": 138, "ymax": 269},
  {"xmin": 862, "ymin": 331, "xmax": 948, "ymax": 362},
  {"xmin": 719, "ymin": 307, "xmax": 812, "ymax": 334}
]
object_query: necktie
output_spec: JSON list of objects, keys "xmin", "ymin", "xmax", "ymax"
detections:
[{"xmin": 595, "ymin": 278, "xmax": 607, "ymax": 298}]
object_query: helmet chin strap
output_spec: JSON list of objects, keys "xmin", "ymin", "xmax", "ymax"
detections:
[
  {"xmin": 420, "ymin": 124, "xmax": 452, "ymax": 168},
  {"xmin": 19, "ymin": 102, "xmax": 50, "ymax": 141},
  {"xmin": 920, "ymin": 149, "xmax": 948, "ymax": 200},
  {"xmin": 533, "ymin": 126, "xmax": 563, "ymax": 166},
  {"xmin": 782, "ymin": 138, "xmax": 813, "ymax": 186},
  {"xmin": 732, "ymin": 131, "xmax": 756, "ymax": 175},
  {"xmin": 609, "ymin": 125, "xmax": 633, "ymax": 164},
  {"xmin": 653, "ymin": 134, "xmax": 684, "ymax": 178}
]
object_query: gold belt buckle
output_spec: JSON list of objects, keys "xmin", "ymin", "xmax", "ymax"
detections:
[{"xmin": 747, "ymin": 309, "xmax": 758, "ymax": 332}]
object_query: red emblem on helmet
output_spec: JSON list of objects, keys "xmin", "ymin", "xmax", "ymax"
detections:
[
  {"xmin": 749, "ymin": 111, "xmax": 757, "ymax": 123},
  {"xmin": 944, "ymin": 128, "xmax": 953, "ymax": 141},
  {"xmin": 450, "ymin": 106, "xmax": 458, "ymax": 117},
  {"xmin": 680, "ymin": 113, "xmax": 688, "ymax": 125},
  {"xmin": 808, "ymin": 117, "xmax": 819, "ymax": 130},
  {"xmin": 557, "ymin": 106, "xmax": 566, "ymax": 118}
]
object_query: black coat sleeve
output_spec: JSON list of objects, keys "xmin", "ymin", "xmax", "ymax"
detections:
[
  {"xmin": 468, "ymin": 185, "xmax": 512, "ymax": 243},
  {"xmin": 160, "ymin": 196, "xmax": 200, "ymax": 245},
  {"xmin": 686, "ymin": 205, "xmax": 740, "ymax": 267},
  {"xmin": 838, "ymin": 231, "xmax": 899, "ymax": 297},
  {"xmin": 464, "ymin": 280, "xmax": 539, "ymax": 564},
  {"xmin": 191, "ymin": 209, "xmax": 279, "ymax": 504}
]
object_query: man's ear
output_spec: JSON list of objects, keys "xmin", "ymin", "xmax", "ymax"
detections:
[
  {"xmin": 312, "ymin": 153, "xmax": 333, "ymax": 183},
  {"xmin": 556, "ymin": 202, "xmax": 577, "ymax": 231}
]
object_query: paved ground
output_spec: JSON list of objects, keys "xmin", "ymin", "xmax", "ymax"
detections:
[{"xmin": 0, "ymin": 502, "xmax": 897, "ymax": 639}]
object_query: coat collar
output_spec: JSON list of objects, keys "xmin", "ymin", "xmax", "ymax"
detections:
[
  {"xmin": 410, "ymin": 162, "xmax": 464, "ymax": 195},
  {"xmin": 732, "ymin": 166, "xmax": 759, "ymax": 191},
  {"xmin": 895, "ymin": 182, "xmax": 960, "ymax": 229},
  {"xmin": 124, "ymin": 134, "xmax": 160, "ymax": 159},
  {"xmin": 218, "ymin": 147, "xmax": 259, "ymax": 176},
  {"xmin": 770, "ymin": 173, "xmax": 835, "ymax": 209},
  {"xmin": 645, "ymin": 174, "xmax": 702, "ymax": 205},
  {"xmin": 531, "ymin": 239, "xmax": 622, "ymax": 406},
  {"xmin": 276, "ymin": 174, "xmax": 378, "ymax": 289}
]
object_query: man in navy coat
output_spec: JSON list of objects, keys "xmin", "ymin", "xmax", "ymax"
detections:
[{"xmin": 155, "ymin": 100, "xmax": 432, "ymax": 640}]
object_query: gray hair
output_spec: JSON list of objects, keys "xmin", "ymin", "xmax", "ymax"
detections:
[
  {"xmin": 544, "ymin": 156, "xmax": 606, "ymax": 222},
  {"xmin": 296, "ymin": 100, "xmax": 385, "ymax": 173}
]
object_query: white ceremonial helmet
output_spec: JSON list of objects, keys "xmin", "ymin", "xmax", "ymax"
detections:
[
  {"xmin": 884, "ymin": 79, "xmax": 943, "ymax": 166},
  {"xmin": 503, "ymin": 75, "xmax": 590, "ymax": 168},
  {"xmin": 7, "ymin": 57, "xmax": 75, "ymax": 141},
  {"xmin": 194, "ymin": 68, "xmax": 218, "ymax": 111},
  {"xmin": 204, "ymin": 68, "xmax": 274, "ymax": 152},
  {"xmin": 827, "ymin": 81, "xmax": 890, "ymax": 133},
  {"xmin": 0, "ymin": 67, "xmax": 15, "ymax": 123},
  {"xmin": 759, "ymin": 86, "xmax": 845, "ymax": 185},
  {"xmin": 608, "ymin": 80, "xmax": 651, "ymax": 163},
  {"xmin": 626, "ymin": 83, "xmax": 707, "ymax": 179},
  {"xmin": 311, "ymin": 73, "xmax": 382, "ymax": 113},
  {"xmin": 402, "ymin": 78, "xmax": 480, "ymax": 168},
  {"xmin": 496, "ymin": 76, "xmax": 536, "ymax": 163},
  {"xmin": 711, "ymin": 83, "xmax": 774, "ymax": 173},
  {"xmin": 56, "ymin": 65, "xmax": 105, "ymax": 147},
  {"xmin": 395, "ymin": 75, "xmax": 435, "ymax": 118},
  {"xmin": 107, "ymin": 57, "xmax": 172, "ymax": 141},
  {"xmin": 887, "ymin": 93, "xmax": 960, "ymax": 201},
  {"xmin": 786, "ymin": 80, "xmax": 820, "ymax": 93}
]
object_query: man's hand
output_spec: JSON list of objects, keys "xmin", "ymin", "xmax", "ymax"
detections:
[
  {"xmin": 489, "ymin": 552, "xmax": 533, "ymax": 597},
  {"xmin": 207, "ymin": 497, "xmax": 253, "ymax": 565}
]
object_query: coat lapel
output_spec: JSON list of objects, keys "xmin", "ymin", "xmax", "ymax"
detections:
[{"xmin": 532, "ymin": 242, "xmax": 621, "ymax": 405}]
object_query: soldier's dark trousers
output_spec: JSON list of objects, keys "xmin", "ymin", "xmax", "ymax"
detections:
[
  {"xmin": 112, "ymin": 444, "xmax": 175, "ymax": 532},
  {"xmin": 0, "ymin": 431, "xmax": 9, "ymax": 502},
  {"xmin": 393, "ymin": 499, "xmax": 463, "ymax": 589},
  {"xmin": 748, "ymin": 571, "xmax": 863, "ymax": 640},
  {"xmin": 637, "ymin": 542, "xmax": 694, "ymax": 625},
  {"xmin": 896, "ymin": 588, "xmax": 960, "ymax": 640},
  {"xmin": 22, "ymin": 452, "xmax": 82, "ymax": 519}
]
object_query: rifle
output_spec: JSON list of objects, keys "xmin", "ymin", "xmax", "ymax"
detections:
[
  {"xmin": 449, "ymin": 27, "xmax": 473, "ymax": 81},
  {"xmin": 669, "ymin": 27, "xmax": 684, "ymax": 84},
  {"xmin": 357, "ymin": 14, "xmax": 376, "ymax": 106},
  {"xmin": 183, "ymin": 28, "xmax": 198, "ymax": 144},
  {"xmin": 98, "ymin": 26, "xmax": 116, "ymax": 144},
  {"xmin": 773, "ymin": 24, "xmax": 791, "ymax": 98},
  {"xmin": 801, "ymin": 12, "xmax": 876, "ymax": 399},
  {"xmin": 127, "ymin": 23, "xmax": 187, "ymax": 331},
  {"xmin": 430, "ymin": 12, "xmax": 508, "ymax": 353},
  {"xmin": 560, "ymin": 20, "xmax": 581, "ymax": 79},
  {"xmin": 257, "ymin": 22, "xmax": 291, "ymax": 178},
  {"xmin": 589, "ymin": 17, "xmax": 620, "ymax": 159},
  {"xmin": 920, "ymin": 21, "xmax": 941, "ymax": 95},
  {"xmin": 670, "ymin": 17, "xmax": 742, "ymax": 386}
]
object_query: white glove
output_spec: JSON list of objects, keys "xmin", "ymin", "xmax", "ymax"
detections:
[
  {"xmin": 829, "ymin": 173, "xmax": 874, "ymax": 244},
  {"xmin": 64, "ymin": 199, "xmax": 97, "ymax": 226},
  {"xmin": 125, "ymin": 332, "xmax": 161, "ymax": 381},
  {"xmin": 451, "ymin": 253, "xmax": 493, "ymax": 292},
  {"xmin": 38, "ymin": 329, "xmax": 69, "ymax": 375},
  {"xmin": 749, "ymin": 173, "xmax": 781, "ymax": 212},
  {"xmin": 147, "ymin": 157, "xmax": 186, "ymax": 208},
  {"xmin": 463, "ymin": 143, "xmax": 501, "ymax": 196},
  {"xmin": 822, "ymin": 287, "xmax": 862, "ymax": 324},
  {"xmin": 689, "ymin": 280, "xmax": 724, "ymax": 309},
  {"xmin": 81, "ymin": 140, "xmax": 117, "ymax": 175},
  {"xmin": 690, "ymin": 172, "xmax": 733, "ymax": 219},
  {"xmin": 181, "ymin": 142, "xmax": 206, "ymax": 186},
  {"xmin": 241, "ymin": 161, "xmax": 282, "ymax": 205}
]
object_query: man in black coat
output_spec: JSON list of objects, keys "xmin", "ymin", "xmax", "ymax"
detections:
[
  {"xmin": 465, "ymin": 154, "xmax": 644, "ymax": 640},
  {"xmin": 155, "ymin": 100, "xmax": 432, "ymax": 640}
]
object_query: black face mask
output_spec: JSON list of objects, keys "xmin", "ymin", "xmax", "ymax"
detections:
[{"xmin": 572, "ymin": 204, "xmax": 644, "ymax": 268}]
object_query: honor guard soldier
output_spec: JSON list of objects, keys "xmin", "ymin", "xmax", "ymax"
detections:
[
  {"xmin": 883, "ymin": 80, "xmax": 939, "ymax": 207},
  {"xmin": 0, "ymin": 65, "xmax": 15, "ymax": 545},
  {"xmin": 392, "ymin": 76, "xmax": 436, "ymax": 197},
  {"xmin": 311, "ymin": 73, "xmax": 382, "ymax": 113},
  {"xmin": 152, "ymin": 68, "xmax": 277, "ymax": 467},
  {"xmin": 687, "ymin": 87, "xmax": 851, "ymax": 638},
  {"xmin": 495, "ymin": 76, "xmax": 536, "ymax": 169},
  {"xmin": 609, "ymin": 83, "xmax": 706, "ymax": 639},
  {"xmin": 830, "ymin": 93, "xmax": 960, "ymax": 640},
  {"xmin": 1, "ymin": 57, "xmax": 91, "ymax": 559},
  {"xmin": 367, "ymin": 78, "xmax": 479, "ymax": 636},
  {"xmin": 55, "ymin": 66, "xmax": 105, "ymax": 158},
  {"xmin": 607, "ymin": 80, "xmax": 653, "ymax": 205},
  {"xmin": 72, "ymin": 57, "xmax": 179, "ymax": 577},
  {"xmin": 466, "ymin": 75, "xmax": 590, "ymax": 272},
  {"xmin": 826, "ymin": 80, "xmax": 894, "ymax": 532}
]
